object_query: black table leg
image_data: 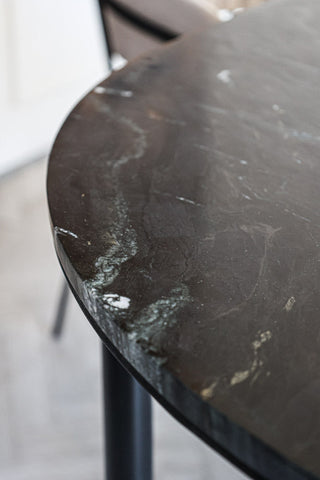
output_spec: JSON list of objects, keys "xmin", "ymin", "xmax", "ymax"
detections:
[{"xmin": 102, "ymin": 343, "xmax": 152, "ymax": 480}]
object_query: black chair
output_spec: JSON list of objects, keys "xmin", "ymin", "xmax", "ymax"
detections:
[{"xmin": 99, "ymin": 0, "xmax": 215, "ymax": 61}]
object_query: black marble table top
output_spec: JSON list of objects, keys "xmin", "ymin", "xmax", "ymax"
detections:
[{"xmin": 47, "ymin": 1, "xmax": 320, "ymax": 478}]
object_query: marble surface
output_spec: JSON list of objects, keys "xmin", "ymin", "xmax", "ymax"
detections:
[
  {"xmin": 0, "ymin": 160, "xmax": 248, "ymax": 480},
  {"xmin": 47, "ymin": 1, "xmax": 320, "ymax": 478}
]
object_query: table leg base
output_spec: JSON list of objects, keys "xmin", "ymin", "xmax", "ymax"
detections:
[{"xmin": 102, "ymin": 343, "xmax": 152, "ymax": 480}]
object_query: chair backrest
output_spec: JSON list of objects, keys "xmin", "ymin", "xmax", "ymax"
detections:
[{"xmin": 99, "ymin": 0, "xmax": 217, "ymax": 61}]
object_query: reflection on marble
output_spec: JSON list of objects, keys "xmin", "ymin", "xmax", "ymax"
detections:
[{"xmin": 48, "ymin": 1, "xmax": 320, "ymax": 479}]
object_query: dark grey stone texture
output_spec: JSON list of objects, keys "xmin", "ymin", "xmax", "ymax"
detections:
[{"xmin": 47, "ymin": 1, "xmax": 320, "ymax": 478}]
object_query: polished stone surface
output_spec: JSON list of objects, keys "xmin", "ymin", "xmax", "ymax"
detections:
[
  {"xmin": 0, "ymin": 160, "xmax": 248, "ymax": 480},
  {"xmin": 47, "ymin": 1, "xmax": 320, "ymax": 478}
]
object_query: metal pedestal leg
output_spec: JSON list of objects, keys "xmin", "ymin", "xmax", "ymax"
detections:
[{"xmin": 102, "ymin": 343, "xmax": 152, "ymax": 480}]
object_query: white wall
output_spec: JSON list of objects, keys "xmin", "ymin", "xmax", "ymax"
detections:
[{"xmin": 0, "ymin": 0, "xmax": 109, "ymax": 175}]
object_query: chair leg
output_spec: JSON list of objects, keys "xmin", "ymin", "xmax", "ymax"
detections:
[
  {"xmin": 51, "ymin": 281, "xmax": 69, "ymax": 338},
  {"xmin": 102, "ymin": 343, "xmax": 153, "ymax": 480},
  {"xmin": 98, "ymin": 0, "xmax": 114, "ymax": 71}
]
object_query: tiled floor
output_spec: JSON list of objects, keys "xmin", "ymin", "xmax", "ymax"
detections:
[{"xmin": 0, "ymin": 160, "xmax": 249, "ymax": 479}]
